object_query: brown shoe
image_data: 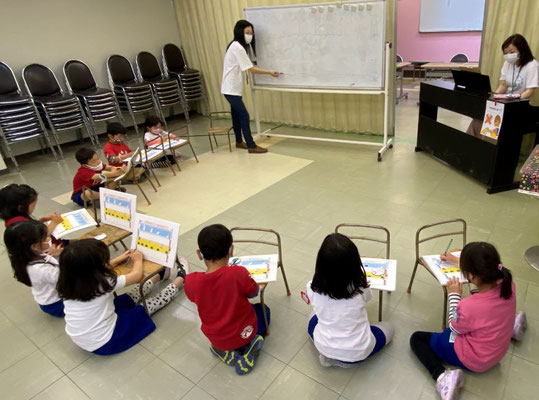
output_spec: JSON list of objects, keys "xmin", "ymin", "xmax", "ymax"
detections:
[
  {"xmin": 235, "ymin": 142, "xmax": 248, "ymax": 149},
  {"xmin": 248, "ymin": 146, "xmax": 268, "ymax": 154}
]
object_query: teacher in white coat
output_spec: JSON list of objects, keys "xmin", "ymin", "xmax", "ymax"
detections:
[{"xmin": 221, "ymin": 20, "xmax": 279, "ymax": 154}]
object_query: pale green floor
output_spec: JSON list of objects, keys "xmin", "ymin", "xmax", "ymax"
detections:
[{"xmin": 1, "ymin": 83, "xmax": 539, "ymax": 400}]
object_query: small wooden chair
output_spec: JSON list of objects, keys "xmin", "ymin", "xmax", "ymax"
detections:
[
  {"xmin": 208, "ymin": 111, "xmax": 233, "ymax": 152},
  {"xmin": 79, "ymin": 187, "xmax": 131, "ymax": 251},
  {"xmin": 230, "ymin": 227, "xmax": 291, "ymax": 335},
  {"xmin": 119, "ymin": 148, "xmax": 157, "ymax": 206},
  {"xmin": 407, "ymin": 219, "xmax": 467, "ymax": 329},
  {"xmin": 335, "ymin": 223, "xmax": 391, "ymax": 322}
]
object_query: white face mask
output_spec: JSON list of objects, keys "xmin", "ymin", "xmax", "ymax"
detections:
[
  {"xmin": 504, "ymin": 53, "xmax": 519, "ymax": 64},
  {"xmin": 34, "ymin": 239, "xmax": 52, "ymax": 257},
  {"xmin": 245, "ymin": 34, "xmax": 253, "ymax": 45},
  {"xmin": 85, "ymin": 161, "xmax": 103, "ymax": 171}
]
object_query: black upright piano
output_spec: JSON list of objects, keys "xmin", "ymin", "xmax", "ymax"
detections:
[{"xmin": 416, "ymin": 80, "xmax": 536, "ymax": 194}]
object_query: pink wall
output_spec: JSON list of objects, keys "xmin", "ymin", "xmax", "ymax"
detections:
[{"xmin": 396, "ymin": 0, "xmax": 482, "ymax": 62}]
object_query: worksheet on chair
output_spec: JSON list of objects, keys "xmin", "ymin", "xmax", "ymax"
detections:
[
  {"xmin": 229, "ymin": 254, "xmax": 279, "ymax": 284},
  {"xmin": 99, "ymin": 188, "xmax": 137, "ymax": 231},
  {"xmin": 421, "ymin": 252, "xmax": 466, "ymax": 285},
  {"xmin": 362, "ymin": 257, "xmax": 397, "ymax": 291},
  {"xmin": 51, "ymin": 209, "xmax": 97, "ymax": 239}
]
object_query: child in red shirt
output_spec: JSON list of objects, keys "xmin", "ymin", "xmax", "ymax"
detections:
[
  {"xmin": 103, "ymin": 123, "xmax": 134, "ymax": 167},
  {"xmin": 184, "ymin": 224, "xmax": 269, "ymax": 375},
  {"xmin": 71, "ymin": 148, "xmax": 125, "ymax": 206}
]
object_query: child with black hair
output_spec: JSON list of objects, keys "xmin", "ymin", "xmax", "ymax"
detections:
[
  {"xmin": 103, "ymin": 122, "xmax": 135, "ymax": 167},
  {"xmin": 143, "ymin": 116, "xmax": 182, "ymax": 165},
  {"xmin": 184, "ymin": 224, "xmax": 268, "ymax": 375},
  {"xmin": 4, "ymin": 220, "xmax": 64, "ymax": 317},
  {"xmin": 57, "ymin": 239, "xmax": 187, "ymax": 355},
  {"xmin": 303, "ymin": 233, "xmax": 394, "ymax": 368},
  {"xmin": 71, "ymin": 147, "xmax": 126, "ymax": 206},
  {"xmin": 410, "ymin": 242, "xmax": 522, "ymax": 400},
  {"xmin": 0, "ymin": 183, "xmax": 63, "ymax": 235}
]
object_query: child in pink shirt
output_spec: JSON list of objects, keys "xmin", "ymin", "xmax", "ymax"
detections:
[{"xmin": 410, "ymin": 242, "xmax": 527, "ymax": 400}]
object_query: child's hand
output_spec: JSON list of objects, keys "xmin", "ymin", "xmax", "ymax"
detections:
[
  {"xmin": 50, "ymin": 213, "xmax": 63, "ymax": 224},
  {"xmin": 130, "ymin": 250, "xmax": 143, "ymax": 262},
  {"xmin": 446, "ymin": 276, "xmax": 462, "ymax": 295},
  {"xmin": 440, "ymin": 249, "xmax": 460, "ymax": 264},
  {"xmin": 48, "ymin": 244, "xmax": 63, "ymax": 258}
]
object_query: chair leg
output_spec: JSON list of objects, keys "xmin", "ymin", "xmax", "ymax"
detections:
[
  {"xmin": 134, "ymin": 176, "xmax": 152, "ymax": 206},
  {"xmin": 227, "ymin": 129, "xmax": 232, "ymax": 152},
  {"xmin": 378, "ymin": 291, "xmax": 383, "ymax": 322},
  {"xmin": 189, "ymin": 141, "xmax": 199, "ymax": 163},
  {"xmin": 208, "ymin": 134, "xmax": 214, "ymax": 153},
  {"xmin": 442, "ymin": 287, "xmax": 448, "ymax": 330},
  {"xmin": 213, "ymin": 133, "xmax": 219, "ymax": 148},
  {"xmin": 279, "ymin": 262, "xmax": 291, "ymax": 296},
  {"xmin": 407, "ymin": 259, "xmax": 420, "ymax": 294},
  {"xmin": 260, "ymin": 286, "xmax": 270, "ymax": 336}
]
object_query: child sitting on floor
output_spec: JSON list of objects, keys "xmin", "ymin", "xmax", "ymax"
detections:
[
  {"xmin": 184, "ymin": 224, "xmax": 268, "ymax": 375},
  {"xmin": 57, "ymin": 239, "xmax": 187, "ymax": 355},
  {"xmin": 0, "ymin": 183, "xmax": 63, "ymax": 237},
  {"xmin": 71, "ymin": 147, "xmax": 126, "ymax": 206},
  {"xmin": 143, "ymin": 116, "xmax": 182, "ymax": 166},
  {"xmin": 303, "ymin": 233, "xmax": 394, "ymax": 368},
  {"xmin": 410, "ymin": 242, "xmax": 524, "ymax": 400},
  {"xmin": 4, "ymin": 220, "xmax": 64, "ymax": 317},
  {"xmin": 103, "ymin": 122, "xmax": 135, "ymax": 167}
]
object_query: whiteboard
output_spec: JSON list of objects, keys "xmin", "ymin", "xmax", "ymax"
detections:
[
  {"xmin": 419, "ymin": 0, "xmax": 485, "ymax": 32},
  {"xmin": 244, "ymin": 1, "xmax": 386, "ymax": 90}
]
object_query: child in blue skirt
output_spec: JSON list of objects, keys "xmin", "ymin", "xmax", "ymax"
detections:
[
  {"xmin": 57, "ymin": 239, "xmax": 186, "ymax": 355},
  {"xmin": 4, "ymin": 219, "xmax": 65, "ymax": 317}
]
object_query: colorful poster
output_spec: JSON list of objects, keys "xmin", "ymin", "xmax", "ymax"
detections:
[
  {"xmin": 149, "ymin": 138, "xmax": 187, "ymax": 151},
  {"xmin": 51, "ymin": 209, "xmax": 97, "ymax": 239},
  {"xmin": 518, "ymin": 145, "xmax": 539, "ymax": 197},
  {"xmin": 480, "ymin": 100, "xmax": 505, "ymax": 141},
  {"xmin": 99, "ymin": 188, "xmax": 137, "ymax": 231},
  {"xmin": 130, "ymin": 214, "xmax": 180, "ymax": 269},
  {"xmin": 361, "ymin": 257, "xmax": 397, "ymax": 291},
  {"xmin": 229, "ymin": 254, "xmax": 279, "ymax": 284}
]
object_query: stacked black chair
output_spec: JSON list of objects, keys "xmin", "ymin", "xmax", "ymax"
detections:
[
  {"xmin": 162, "ymin": 43, "xmax": 209, "ymax": 116},
  {"xmin": 136, "ymin": 51, "xmax": 189, "ymax": 125},
  {"xmin": 107, "ymin": 55, "xmax": 159, "ymax": 135},
  {"xmin": 0, "ymin": 62, "xmax": 59, "ymax": 170},
  {"xmin": 64, "ymin": 60, "xmax": 124, "ymax": 134},
  {"xmin": 22, "ymin": 64, "xmax": 98, "ymax": 149}
]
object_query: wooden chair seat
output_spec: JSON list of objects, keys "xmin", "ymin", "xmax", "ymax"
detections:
[
  {"xmin": 208, "ymin": 126, "xmax": 232, "ymax": 134},
  {"xmin": 113, "ymin": 259, "xmax": 164, "ymax": 279},
  {"xmin": 79, "ymin": 224, "xmax": 131, "ymax": 249}
]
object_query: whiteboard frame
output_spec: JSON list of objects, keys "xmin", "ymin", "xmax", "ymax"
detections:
[
  {"xmin": 246, "ymin": 0, "xmax": 393, "ymax": 161},
  {"xmin": 246, "ymin": 0, "xmax": 387, "ymax": 91}
]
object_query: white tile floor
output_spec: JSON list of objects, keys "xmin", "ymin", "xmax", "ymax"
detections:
[{"xmin": 0, "ymin": 82, "xmax": 538, "ymax": 399}]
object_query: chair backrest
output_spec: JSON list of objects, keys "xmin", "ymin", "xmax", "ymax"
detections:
[
  {"xmin": 335, "ymin": 223, "xmax": 390, "ymax": 259},
  {"xmin": 450, "ymin": 53, "xmax": 469, "ymax": 63},
  {"xmin": 396, "ymin": 54, "xmax": 403, "ymax": 63},
  {"xmin": 163, "ymin": 43, "xmax": 186, "ymax": 72},
  {"xmin": 0, "ymin": 62, "xmax": 20, "ymax": 95},
  {"xmin": 415, "ymin": 219, "xmax": 467, "ymax": 260},
  {"xmin": 107, "ymin": 55, "xmax": 137, "ymax": 84},
  {"xmin": 64, "ymin": 60, "xmax": 98, "ymax": 92},
  {"xmin": 137, "ymin": 51, "xmax": 163, "ymax": 80},
  {"xmin": 22, "ymin": 64, "xmax": 62, "ymax": 97}
]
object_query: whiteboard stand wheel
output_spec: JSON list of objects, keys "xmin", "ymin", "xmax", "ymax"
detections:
[
  {"xmin": 377, "ymin": 154, "xmax": 382, "ymax": 162},
  {"xmin": 389, "ymin": 144, "xmax": 393, "ymax": 149}
]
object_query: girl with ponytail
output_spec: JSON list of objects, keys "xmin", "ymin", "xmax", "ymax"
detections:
[{"xmin": 410, "ymin": 242, "xmax": 525, "ymax": 400}]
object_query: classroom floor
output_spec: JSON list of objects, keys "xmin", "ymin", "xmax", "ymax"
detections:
[{"xmin": 1, "ymin": 82, "xmax": 539, "ymax": 400}]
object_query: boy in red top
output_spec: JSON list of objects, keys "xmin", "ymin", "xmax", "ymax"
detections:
[
  {"xmin": 71, "ymin": 148, "xmax": 125, "ymax": 206},
  {"xmin": 184, "ymin": 224, "xmax": 270, "ymax": 375},
  {"xmin": 103, "ymin": 123, "xmax": 134, "ymax": 167}
]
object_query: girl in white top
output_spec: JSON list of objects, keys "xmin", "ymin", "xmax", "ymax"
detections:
[
  {"xmin": 4, "ymin": 220, "xmax": 64, "ymax": 317},
  {"xmin": 221, "ymin": 20, "xmax": 279, "ymax": 154},
  {"xmin": 495, "ymin": 34, "xmax": 538, "ymax": 99},
  {"xmin": 57, "ymin": 239, "xmax": 187, "ymax": 355},
  {"xmin": 143, "ymin": 115, "xmax": 181, "ymax": 167},
  {"xmin": 302, "ymin": 233, "xmax": 394, "ymax": 367}
]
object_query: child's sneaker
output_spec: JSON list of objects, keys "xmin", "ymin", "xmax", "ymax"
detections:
[
  {"xmin": 158, "ymin": 258, "xmax": 190, "ymax": 281},
  {"xmin": 318, "ymin": 354, "xmax": 355, "ymax": 369},
  {"xmin": 235, "ymin": 335, "xmax": 264, "ymax": 375},
  {"xmin": 436, "ymin": 369, "xmax": 464, "ymax": 400},
  {"xmin": 210, "ymin": 347, "xmax": 239, "ymax": 367},
  {"xmin": 512, "ymin": 311, "xmax": 527, "ymax": 341}
]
